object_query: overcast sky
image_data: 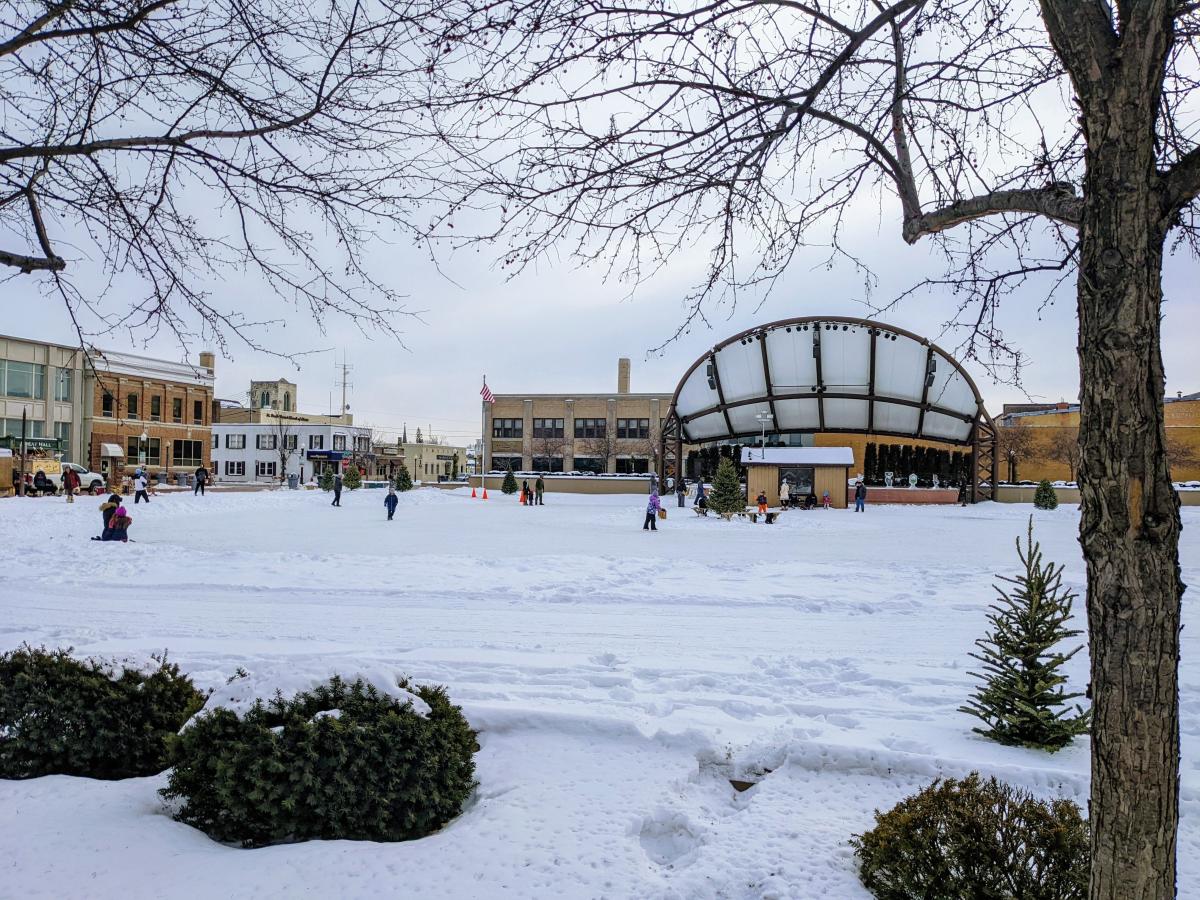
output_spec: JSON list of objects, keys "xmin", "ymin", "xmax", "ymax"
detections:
[{"xmin": 8, "ymin": 197, "xmax": 1197, "ymax": 450}]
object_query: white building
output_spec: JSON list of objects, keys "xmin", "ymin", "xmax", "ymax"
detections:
[{"xmin": 211, "ymin": 420, "xmax": 372, "ymax": 484}]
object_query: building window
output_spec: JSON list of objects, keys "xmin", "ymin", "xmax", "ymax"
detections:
[
  {"xmin": 256, "ymin": 461, "xmax": 277, "ymax": 478},
  {"xmin": 309, "ymin": 434, "xmax": 324, "ymax": 450},
  {"xmin": 150, "ymin": 395, "xmax": 162, "ymax": 421},
  {"xmin": 533, "ymin": 418, "xmax": 564, "ymax": 438},
  {"xmin": 127, "ymin": 436, "xmax": 161, "ymax": 466},
  {"xmin": 225, "ymin": 434, "xmax": 246, "ymax": 449},
  {"xmin": 54, "ymin": 421, "xmax": 71, "ymax": 446},
  {"xmin": 490, "ymin": 455, "xmax": 522, "ymax": 472},
  {"xmin": 225, "ymin": 461, "xmax": 245, "ymax": 476},
  {"xmin": 0, "ymin": 418, "xmax": 44, "ymax": 438},
  {"xmin": 54, "ymin": 369, "xmax": 72, "ymax": 402},
  {"xmin": 172, "ymin": 397, "xmax": 183, "ymax": 423},
  {"xmin": 127, "ymin": 393, "xmax": 139, "ymax": 419},
  {"xmin": 102, "ymin": 392, "xmax": 115, "ymax": 417},
  {"xmin": 283, "ymin": 392, "xmax": 292, "ymax": 411},
  {"xmin": 492, "ymin": 418, "xmax": 523, "ymax": 439},
  {"xmin": 256, "ymin": 434, "xmax": 277, "ymax": 450},
  {"xmin": 284, "ymin": 434, "xmax": 298, "ymax": 450},
  {"xmin": 0, "ymin": 360, "xmax": 46, "ymax": 399},
  {"xmin": 333, "ymin": 434, "xmax": 346, "ymax": 451},
  {"xmin": 354, "ymin": 435, "xmax": 370, "ymax": 452},
  {"xmin": 212, "ymin": 434, "xmax": 218, "ymax": 449},
  {"xmin": 617, "ymin": 418, "xmax": 650, "ymax": 439},
  {"xmin": 573, "ymin": 457, "xmax": 604, "ymax": 474},
  {"xmin": 193, "ymin": 400, "xmax": 203, "ymax": 425},
  {"xmin": 574, "ymin": 418, "xmax": 606, "ymax": 439},
  {"xmin": 260, "ymin": 391, "xmax": 270, "ymax": 408},
  {"xmin": 172, "ymin": 440, "xmax": 203, "ymax": 468},
  {"xmin": 531, "ymin": 456, "xmax": 564, "ymax": 472},
  {"xmin": 616, "ymin": 457, "xmax": 650, "ymax": 474}
]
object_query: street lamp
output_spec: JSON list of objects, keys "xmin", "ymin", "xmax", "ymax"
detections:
[
  {"xmin": 755, "ymin": 411, "xmax": 774, "ymax": 459},
  {"xmin": 139, "ymin": 429, "xmax": 148, "ymax": 469}
]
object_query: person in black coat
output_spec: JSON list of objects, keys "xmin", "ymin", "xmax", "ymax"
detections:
[
  {"xmin": 854, "ymin": 480, "xmax": 867, "ymax": 512},
  {"xmin": 384, "ymin": 489, "xmax": 399, "ymax": 520},
  {"xmin": 331, "ymin": 472, "xmax": 343, "ymax": 506},
  {"xmin": 194, "ymin": 465, "xmax": 209, "ymax": 495}
]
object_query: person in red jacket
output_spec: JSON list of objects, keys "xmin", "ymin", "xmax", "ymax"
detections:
[{"xmin": 62, "ymin": 466, "xmax": 80, "ymax": 503}]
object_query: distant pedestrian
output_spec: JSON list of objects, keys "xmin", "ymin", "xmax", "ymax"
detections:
[
  {"xmin": 332, "ymin": 472, "xmax": 343, "ymax": 506},
  {"xmin": 676, "ymin": 477, "xmax": 686, "ymax": 508},
  {"xmin": 535, "ymin": 475, "xmax": 545, "ymax": 505},
  {"xmin": 194, "ymin": 465, "xmax": 209, "ymax": 496},
  {"xmin": 643, "ymin": 491, "xmax": 661, "ymax": 531},
  {"xmin": 822, "ymin": 490, "xmax": 831, "ymax": 509},
  {"xmin": 134, "ymin": 471, "xmax": 150, "ymax": 504},
  {"xmin": 854, "ymin": 480, "xmax": 866, "ymax": 512},
  {"xmin": 522, "ymin": 480, "xmax": 532, "ymax": 506},
  {"xmin": 756, "ymin": 491, "xmax": 768, "ymax": 515},
  {"xmin": 384, "ymin": 488, "xmax": 398, "ymax": 520},
  {"xmin": 62, "ymin": 466, "xmax": 80, "ymax": 503},
  {"xmin": 695, "ymin": 481, "xmax": 707, "ymax": 510},
  {"xmin": 779, "ymin": 480, "xmax": 791, "ymax": 509}
]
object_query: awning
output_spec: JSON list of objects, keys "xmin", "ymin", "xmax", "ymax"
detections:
[
  {"xmin": 306, "ymin": 450, "xmax": 345, "ymax": 461},
  {"xmin": 100, "ymin": 443, "xmax": 125, "ymax": 457}
]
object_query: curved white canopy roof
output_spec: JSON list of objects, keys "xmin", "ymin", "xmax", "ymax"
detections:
[{"xmin": 671, "ymin": 317, "xmax": 987, "ymax": 446}]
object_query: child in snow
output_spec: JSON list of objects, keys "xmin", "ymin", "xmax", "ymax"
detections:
[
  {"xmin": 643, "ymin": 491, "xmax": 661, "ymax": 531},
  {"xmin": 133, "ymin": 470, "xmax": 150, "ymax": 504},
  {"xmin": 93, "ymin": 494, "xmax": 122, "ymax": 540},
  {"xmin": 105, "ymin": 505, "xmax": 132, "ymax": 542},
  {"xmin": 384, "ymin": 489, "xmax": 399, "ymax": 521},
  {"xmin": 756, "ymin": 491, "xmax": 768, "ymax": 515},
  {"xmin": 821, "ymin": 490, "xmax": 831, "ymax": 509}
]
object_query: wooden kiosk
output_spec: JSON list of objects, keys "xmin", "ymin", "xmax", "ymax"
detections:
[{"xmin": 741, "ymin": 447, "xmax": 854, "ymax": 509}]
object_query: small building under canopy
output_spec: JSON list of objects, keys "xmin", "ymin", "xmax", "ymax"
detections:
[{"xmin": 741, "ymin": 446, "xmax": 854, "ymax": 509}]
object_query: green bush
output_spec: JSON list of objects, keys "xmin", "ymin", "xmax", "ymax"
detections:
[
  {"xmin": 501, "ymin": 465, "xmax": 518, "ymax": 495},
  {"xmin": 318, "ymin": 468, "xmax": 334, "ymax": 491},
  {"xmin": 343, "ymin": 466, "xmax": 363, "ymax": 490},
  {"xmin": 162, "ymin": 676, "xmax": 478, "ymax": 847},
  {"xmin": 393, "ymin": 462, "xmax": 413, "ymax": 492},
  {"xmin": 852, "ymin": 773, "xmax": 1088, "ymax": 900},
  {"xmin": 1033, "ymin": 479, "xmax": 1058, "ymax": 510},
  {"xmin": 0, "ymin": 646, "xmax": 205, "ymax": 780}
]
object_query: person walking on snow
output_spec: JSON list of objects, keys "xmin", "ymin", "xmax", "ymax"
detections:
[
  {"xmin": 62, "ymin": 466, "xmax": 80, "ymax": 503},
  {"xmin": 676, "ymin": 476, "xmax": 686, "ymax": 508},
  {"xmin": 535, "ymin": 475, "xmax": 545, "ymax": 505},
  {"xmin": 331, "ymin": 472, "xmax": 343, "ymax": 506},
  {"xmin": 778, "ymin": 480, "xmax": 791, "ymax": 509},
  {"xmin": 384, "ymin": 488, "xmax": 398, "ymax": 520},
  {"xmin": 643, "ymin": 491, "xmax": 661, "ymax": 531},
  {"xmin": 522, "ymin": 479, "xmax": 532, "ymax": 506},
  {"xmin": 756, "ymin": 491, "xmax": 769, "ymax": 515},
  {"xmin": 133, "ymin": 470, "xmax": 150, "ymax": 504},
  {"xmin": 854, "ymin": 480, "xmax": 867, "ymax": 512},
  {"xmin": 194, "ymin": 465, "xmax": 209, "ymax": 496}
]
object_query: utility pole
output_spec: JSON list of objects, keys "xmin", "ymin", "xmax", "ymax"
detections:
[
  {"xmin": 17, "ymin": 408, "xmax": 27, "ymax": 496},
  {"xmin": 334, "ymin": 354, "xmax": 353, "ymax": 421}
]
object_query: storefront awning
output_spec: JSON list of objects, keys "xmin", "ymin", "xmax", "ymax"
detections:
[
  {"xmin": 306, "ymin": 450, "xmax": 345, "ymax": 461},
  {"xmin": 100, "ymin": 443, "xmax": 125, "ymax": 457}
]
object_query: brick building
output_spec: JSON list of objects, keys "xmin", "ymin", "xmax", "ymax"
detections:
[{"xmin": 85, "ymin": 350, "xmax": 215, "ymax": 482}]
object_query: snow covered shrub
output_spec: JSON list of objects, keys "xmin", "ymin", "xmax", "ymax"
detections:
[
  {"xmin": 0, "ymin": 646, "xmax": 205, "ymax": 780},
  {"xmin": 960, "ymin": 519, "xmax": 1089, "ymax": 751},
  {"xmin": 393, "ymin": 462, "xmax": 413, "ymax": 492},
  {"xmin": 706, "ymin": 457, "xmax": 745, "ymax": 517},
  {"xmin": 1033, "ymin": 479, "xmax": 1058, "ymax": 509},
  {"xmin": 162, "ymin": 675, "xmax": 477, "ymax": 847},
  {"xmin": 852, "ymin": 773, "xmax": 1088, "ymax": 900}
]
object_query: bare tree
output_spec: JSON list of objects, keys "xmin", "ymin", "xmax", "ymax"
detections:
[
  {"xmin": 415, "ymin": 1, "xmax": 1199, "ymax": 892},
  {"xmin": 1045, "ymin": 428, "xmax": 1082, "ymax": 483},
  {"xmin": 531, "ymin": 432, "xmax": 568, "ymax": 470},
  {"xmin": 998, "ymin": 420, "xmax": 1036, "ymax": 483},
  {"xmin": 273, "ymin": 417, "xmax": 296, "ymax": 484},
  {"xmin": 577, "ymin": 432, "xmax": 617, "ymax": 473},
  {"xmin": 1165, "ymin": 432, "xmax": 1199, "ymax": 477},
  {"xmin": 1, "ymin": 0, "xmax": 430, "ymax": 355}
]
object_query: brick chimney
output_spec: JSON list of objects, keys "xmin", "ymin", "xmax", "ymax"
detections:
[
  {"xmin": 199, "ymin": 351, "xmax": 215, "ymax": 374},
  {"xmin": 618, "ymin": 357, "xmax": 631, "ymax": 394}
]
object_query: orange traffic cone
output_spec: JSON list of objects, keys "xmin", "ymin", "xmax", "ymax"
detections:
[
  {"xmin": 481, "ymin": 488, "xmax": 488, "ymax": 500},
  {"xmin": 519, "ymin": 492, "xmax": 526, "ymax": 504},
  {"xmin": 471, "ymin": 486, "xmax": 477, "ymax": 498}
]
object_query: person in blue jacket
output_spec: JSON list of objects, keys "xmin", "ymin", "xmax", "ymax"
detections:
[{"xmin": 384, "ymin": 488, "xmax": 399, "ymax": 521}]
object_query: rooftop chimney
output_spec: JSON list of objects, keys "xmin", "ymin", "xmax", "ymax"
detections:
[
  {"xmin": 199, "ymin": 351, "xmax": 215, "ymax": 373},
  {"xmin": 618, "ymin": 357, "xmax": 631, "ymax": 394}
]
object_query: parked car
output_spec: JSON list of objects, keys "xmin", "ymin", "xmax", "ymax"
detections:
[{"xmin": 34, "ymin": 461, "xmax": 106, "ymax": 493}]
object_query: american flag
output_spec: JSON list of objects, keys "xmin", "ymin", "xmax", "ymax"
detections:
[{"xmin": 480, "ymin": 380, "xmax": 495, "ymax": 404}]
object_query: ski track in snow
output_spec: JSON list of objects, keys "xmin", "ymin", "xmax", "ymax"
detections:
[{"xmin": 0, "ymin": 488, "xmax": 1197, "ymax": 899}]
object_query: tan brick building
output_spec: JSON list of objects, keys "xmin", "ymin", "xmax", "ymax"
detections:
[
  {"xmin": 483, "ymin": 358, "xmax": 673, "ymax": 474},
  {"xmin": 85, "ymin": 349, "xmax": 215, "ymax": 482}
]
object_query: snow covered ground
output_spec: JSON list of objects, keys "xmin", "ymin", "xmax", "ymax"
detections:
[{"xmin": 0, "ymin": 488, "xmax": 1197, "ymax": 899}]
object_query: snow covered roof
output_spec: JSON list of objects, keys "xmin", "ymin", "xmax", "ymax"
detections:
[
  {"xmin": 740, "ymin": 447, "xmax": 854, "ymax": 466},
  {"xmin": 671, "ymin": 317, "xmax": 987, "ymax": 446}
]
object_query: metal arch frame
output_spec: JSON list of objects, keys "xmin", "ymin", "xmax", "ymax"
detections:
[{"xmin": 657, "ymin": 314, "xmax": 999, "ymax": 502}]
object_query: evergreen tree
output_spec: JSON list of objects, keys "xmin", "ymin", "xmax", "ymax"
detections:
[
  {"xmin": 864, "ymin": 443, "xmax": 877, "ymax": 485},
  {"xmin": 959, "ymin": 519, "xmax": 1090, "ymax": 751},
  {"xmin": 706, "ymin": 456, "xmax": 745, "ymax": 517},
  {"xmin": 393, "ymin": 463, "xmax": 413, "ymax": 492},
  {"xmin": 938, "ymin": 448, "xmax": 952, "ymax": 485},
  {"xmin": 900, "ymin": 445, "xmax": 914, "ymax": 481},
  {"xmin": 318, "ymin": 468, "xmax": 334, "ymax": 491},
  {"xmin": 343, "ymin": 465, "xmax": 362, "ymax": 490},
  {"xmin": 501, "ymin": 465, "xmax": 518, "ymax": 495},
  {"xmin": 914, "ymin": 446, "xmax": 927, "ymax": 485},
  {"xmin": 1034, "ymin": 479, "xmax": 1058, "ymax": 509}
]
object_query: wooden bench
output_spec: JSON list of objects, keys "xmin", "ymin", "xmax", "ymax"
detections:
[
  {"xmin": 743, "ymin": 506, "xmax": 784, "ymax": 524},
  {"xmin": 693, "ymin": 506, "xmax": 709, "ymax": 517}
]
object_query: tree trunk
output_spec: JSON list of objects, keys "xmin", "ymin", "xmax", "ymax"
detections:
[{"xmin": 1077, "ymin": 107, "xmax": 1184, "ymax": 898}]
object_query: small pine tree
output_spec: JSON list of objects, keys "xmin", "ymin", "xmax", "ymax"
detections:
[
  {"xmin": 959, "ymin": 518, "xmax": 1090, "ymax": 751},
  {"xmin": 318, "ymin": 468, "xmax": 334, "ymax": 491},
  {"xmin": 1034, "ymin": 479, "xmax": 1058, "ymax": 510},
  {"xmin": 707, "ymin": 456, "xmax": 745, "ymax": 517},
  {"xmin": 343, "ymin": 466, "xmax": 362, "ymax": 490},
  {"xmin": 393, "ymin": 463, "xmax": 413, "ymax": 492},
  {"xmin": 501, "ymin": 465, "xmax": 518, "ymax": 495}
]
